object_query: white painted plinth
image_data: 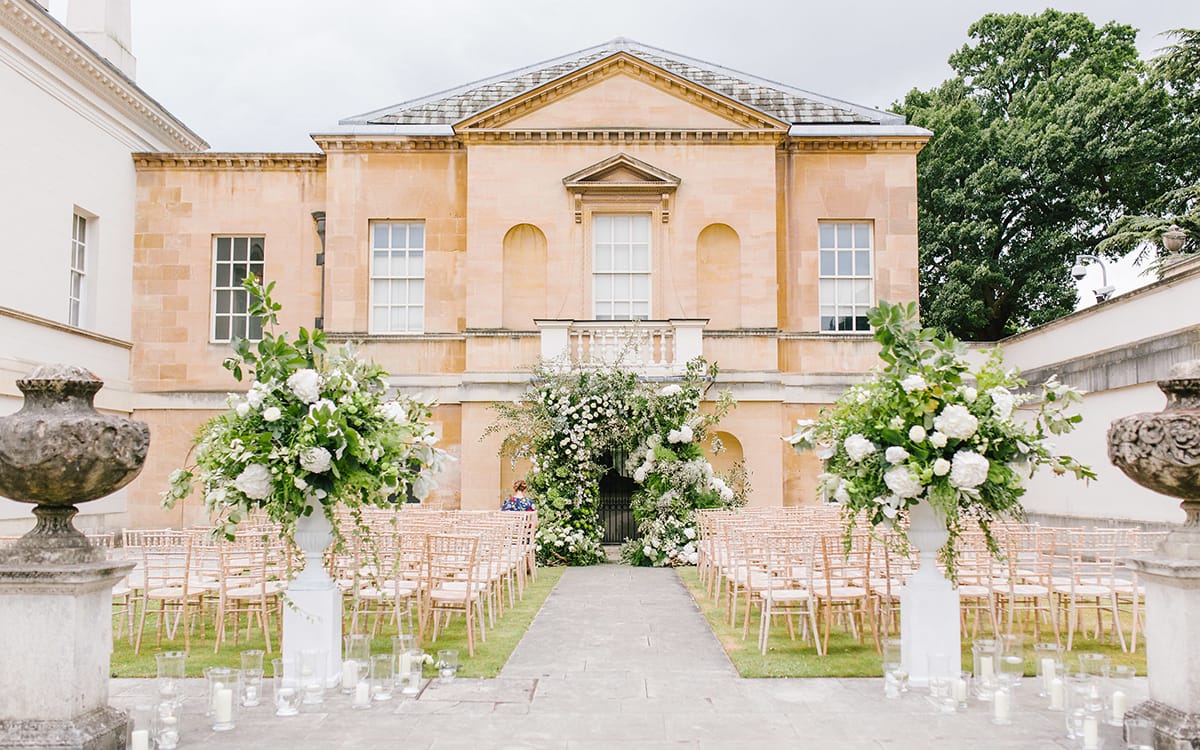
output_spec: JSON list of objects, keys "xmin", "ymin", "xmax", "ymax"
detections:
[
  {"xmin": 282, "ymin": 504, "xmax": 343, "ymax": 686},
  {"xmin": 0, "ymin": 558, "xmax": 134, "ymax": 749},
  {"xmin": 900, "ymin": 503, "xmax": 962, "ymax": 687}
]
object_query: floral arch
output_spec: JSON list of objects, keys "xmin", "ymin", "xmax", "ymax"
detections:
[{"xmin": 488, "ymin": 357, "xmax": 747, "ymax": 566}]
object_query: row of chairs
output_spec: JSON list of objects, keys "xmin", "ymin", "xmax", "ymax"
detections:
[{"xmin": 695, "ymin": 507, "xmax": 1167, "ymax": 656}]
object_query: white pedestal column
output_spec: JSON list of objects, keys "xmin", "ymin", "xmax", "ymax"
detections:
[
  {"xmin": 0, "ymin": 559, "xmax": 134, "ymax": 749},
  {"xmin": 282, "ymin": 507, "xmax": 342, "ymax": 687},
  {"xmin": 900, "ymin": 502, "xmax": 961, "ymax": 687}
]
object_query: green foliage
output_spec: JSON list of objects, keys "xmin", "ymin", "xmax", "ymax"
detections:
[
  {"xmin": 898, "ymin": 10, "xmax": 1178, "ymax": 339},
  {"xmin": 788, "ymin": 301, "xmax": 1093, "ymax": 579}
]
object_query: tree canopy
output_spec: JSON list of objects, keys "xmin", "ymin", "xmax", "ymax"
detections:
[{"xmin": 898, "ymin": 10, "xmax": 1180, "ymax": 340}]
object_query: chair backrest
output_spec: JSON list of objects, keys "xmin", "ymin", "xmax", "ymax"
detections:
[
  {"xmin": 142, "ymin": 535, "xmax": 193, "ymax": 594},
  {"xmin": 424, "ymin": 534, "xmax": 479, "ymax": 590}
]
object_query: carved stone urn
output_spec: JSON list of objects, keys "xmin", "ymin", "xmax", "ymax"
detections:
[
  {"xmin": 0, "ymin": 364, "xmax": 149, "ymax": 564},
  {"xmin": 1108, "ymin": 359, "xmax": 1200, "ymax": 748}
]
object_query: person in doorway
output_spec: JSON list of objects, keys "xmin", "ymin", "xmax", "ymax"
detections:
[{"xmin": 501, "ymin": 480, "xmax": 534, "ymax": 511}]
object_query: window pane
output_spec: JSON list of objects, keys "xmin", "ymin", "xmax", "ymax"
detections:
[
  {"xmin": 408, "ymin": 308, "xmax": 423, "ymax": 332},
  {"xmin": 836, "ymin": 224, "xmax": 852, "ymax": 248},
  {"xmin": 631, "ymin": 216, "xmax": 649, "ymax": 242},
  {"xmin": 390, "ymin": 307, "xmax": 404, "ymax": 331},
  {"xmin": 390, "ymin": 223, "xmax": 407, "ymax": 248},
  {"xmin": 372, "ymin": 250, "xmax": 389, "ymax": 277},
  {"xmin": 613, "ymin": 301, "xmax": 630, "ymax": 319},
  {"xmin": 232, "ymin": 316, "xmax": 247, "ymax": 339},
  {"xmin": 410, "ymin": 281, "xmax": 424, "ymax": 304},
  {"xmin": 613, "ymin": 245, "xmax": 630, "ymax": 271},
  {"xmin": 232, "ymin": 265, "xmax": 247, "ymax": 285},
  {"xmin": 837, "ymin": 280, "xmax": 854, "ymax": 305},
  {"xmin": 594, "ymin": 244, "xmax": 612, "ymax": 272},
  {"xmin": 819, "ymin": 279, "xmax": 834, "ymax": 305},
  {"xmin": 248, "ymin": 316, "xmax": 263, "ymax": 340},
  {"xmin": 819, "ymin": 223, "xmax": 835, "ymax": 248},
  {"xmin": 70, "ymin": 274, "xmax": 82, "ymax": 298},
  {"xmin": 855, "ymin": 315, "xmax": 869, "ymax": 331},
  {"xmin": 250, "ymin": 240, "xmax": 264, "ymax": 262},
  {"xmin": 214, "ymin": 316, "xmax": 230, "ymax": 341},
  {"xmin": 613, "ymin": 215, "xmax": 630, "ymax": 242},
  {"xmin": 854, "ymin": 280, "xmax": 871, "ymax": 304},
  {"xmin": 372, "ymin": 279, "xmax": 388, "ymax": 304},
  {"xmin": 408, "ymin": 223, "xmax": 424, "ymax": 248},
  {"xmin": 216, "ymin": 237, "xmax": 231, "ymax": 262},
  {"xmin": 250, "ymin": 262, "xmax": 264, "ymax": 280},
  {"xmin": 855, "ymin": 250, "xmax": 871, "ymax": 275},
  {"xmin": 373, "ymin": 223, "xmax": 389, "ymax": 248},
  {"xmin": 593, "ymin": 275, "xmax": 611, "ymax": 301},
  {"xmin": 594, "ymin": 215, "xmax": 611, "ymax": 242},
  {"xmin": 631, "ymin": 244, "xmax": 649, "ymax": 271},
  {"xmin": 595, "ymin": 302, "xmax": 611, "ymax": 319},
  {"xmin": 371, "ymin": 307, "xmax": 387, "ymax": 332},
  {"xmin": 820, "ymin": 315, "xmax": 834, "ymax": 331},
  {"xmin": 390, "ymin": 280, "xmax": 406, "ymax": 305},
  {"xmin": 632, "ymin": 275, "xmax": 650, "ymax": 299},
  {"xmin": 837, "ymin": 250, "xmax": 853, "ymax": 276},
  {"xmin": 215, "ymin": 290, "xmax": 230, "ymax": 314},
  {"xmin": 232, "ymin": 290, "xmax": 248, "ymax": 314},
  {"xmin": 854, "ymin": 224, "xmax": 870, "ymax": 248},
  {"xmin": 233, "ymin": 237, "xmax": 247, "ymax": 261},
  {"xmin": 819, "ymin": 250, "xmax": 835, "ymax": 276},
  {"xmin": 632, "ymin": 303, "xmax": 649, "ymax": 319},
  {"xmin": 215, "ymin": 264, "xmax": 230, "ymax": 288},
  {"xmin": 408, "ymin": 250, "xmax": 424, "ymax": 277},
  {"xmin": 613, "ymin": 275, "xmax": 630, "ymax": 299}
]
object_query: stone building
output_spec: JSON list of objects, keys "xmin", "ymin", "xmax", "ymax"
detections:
[{"xmin": 127, "ymin": 38, "xmax": 929, "ymax": 528}]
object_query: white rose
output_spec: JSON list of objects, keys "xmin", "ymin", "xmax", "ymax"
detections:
[
  {"xmin": 246, "ymin": 383, "xmax": 267, "ymax": 408},
  {"xmin": 929, "ymin": 431, "xmax": 948, "ymax": 448},
  {"xmin": 287, "ymin": 369, "xmax": 322, "ymax": 403},
  {"xmin": 932, "ymin": 458, "xmax": 952, "ymax": 476},
  {"xmin": 299, "ymin": 446, "xmax": 333, "ymax": 474},
  {"xmin": 908, "ymin": 425, "xmax": 927, "ymax": 442},
  {"xmin": 885, "ymin": 446, "xmax": 910, "ymax": 464},
  {"xmin": 233, "ymin": 463, "xmax": 273, "ymax": 500},
  {"xmin": 659, "ymin": 384, "xmax": 682, "ymax": 397},
  {"xmin": 843, "ymin": 434, "xmax": 875, "ymax": 463},
  {"xmin": 901, "ymin": 374, "xmax": 927, "ymax": 392},
  {"xmin": 990, "ymin": 387, "xmax": 1015, "ymax": 421},
  {"xmin": 262, "ymin": 406, "xmax": 282, "ymax": 422},
  {"xmin": 643, "ymin": 546, "xmax": 653, "ymax": 557},
  {"xmin": 633, "ymin": 467, "xmax": 647, "ymax": 483},
  {"xmin": 380, "ymin": 400, "xmax": 407, "ymax": 424},
  {"xmin": 833, "ymin": 485, "xmax": 850, "ymax": 504},
  {"xmin": 949, "ymin": 450, "xmax": 990, "ymax": 489},
  {"xmin": 934, "ymin": 404, "xmax": 979, "ymax": 440},
  {"xmin": 668, "ymin": 429, "xmax": 683, "ymax": 444},
  {"xmin": 678, "ymin": 425, "xmax": 694, "ymax": 443},
  {"xmin": 235, "ymin": 401, "xmax": 250, "ymax": 417},
  {"xmin": 960, "ymin": 386, "xmax": 978, "ymax": 403},
  {"xmin": 883, "ymin": 465, "xmax": 924, "ymax": 499}
]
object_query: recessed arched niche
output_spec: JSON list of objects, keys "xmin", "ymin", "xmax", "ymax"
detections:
[
  {"xmin": 706, "ymin": 430, "xmax": 744, "ymax": 477},
  {"xmin": 502, "ymin": 223, "xmax": 548, "ymax": 329},
  {"xmin": 696, "ymin": 223, "xmax": 741, "ymax": 328}
]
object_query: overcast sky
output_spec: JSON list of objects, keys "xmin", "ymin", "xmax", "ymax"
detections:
[{"xmin": 42, "ymin": 0, "xmax": 1200, "ymax": 153}]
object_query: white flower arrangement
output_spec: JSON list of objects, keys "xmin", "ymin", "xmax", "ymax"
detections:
[
  {"xmin": 162, "ymin": 277, "xmax": 448, "ymax": 539},
  {"xmin": 788, "ymin": 301, "xmax": 1094, "ymax": 577}
]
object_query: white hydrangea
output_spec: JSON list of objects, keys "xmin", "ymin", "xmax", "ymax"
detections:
[
  {"xmin": 934, "ymin": 404, "xmax": 979, "ymax": 440},
  {"xmin": 885, "ymin": 446, "xmax": 910, "ymax": 464},
  {"xmin": 908, "ymin": 425, "xmax": 927, "ymax": 442},
  {"xmin": 246, "ymin": 382, "xmax": 268, "ymax": 408},
  {"xmin": 844, "ymin": 434, "xmax": 875, "ymax": 462},
  {"xmin": 299, "ymin": 446, "xmax": 333, "ymax": 473},
  {"xmin": 233, "ymin": 463, "xmax": 273, "ymax": 500},
  {"xmin": 990, "ymin": 387, "xmax": 1015, "ymax": 421},
  {"xmin": 659, "ymin": 384, "xmax": 682, "ymax": 397},
  {"xmin": 380, "ymin": 400, "xmax": 407, "ymax": 424},
  {"xmin": 949, "ymin": 450, "xmax": 990, "ymax": 489},
  {"xmin": 901, "ymin": 374, "xmax": 927, "ymax": 392},
  {"xmin": 262, "ymin": 406, "xmax": 282, "ymax": 422},
  {"xmin": 287, "ymin": 369, "xmax": 322, "ymax": 403},
  {"xmin": 883, "ymin": 465, "xmax": 924, "ymax": 499},
  {"xmin": 932, "ymin": 458, "xmax": 951, "ymax": 476}
]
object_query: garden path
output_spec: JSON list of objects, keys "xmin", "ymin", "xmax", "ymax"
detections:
[{"xmin": 112, "ymin": 564, "xmax": 1139, "ymax": 748}]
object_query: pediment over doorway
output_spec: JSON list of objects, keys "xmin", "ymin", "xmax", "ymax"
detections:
[{"xmin": 562, "ymin": 153, "xmax": 680, "ymax": 222}]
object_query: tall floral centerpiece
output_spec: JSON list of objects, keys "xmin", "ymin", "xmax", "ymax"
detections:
[
  {"xmin": 162, "ymin": 277, "xmax": 447, "ymax": 679},
  {"xmin": 787, "ymin": 301, "xmax": 1092, "ymax": 683}
]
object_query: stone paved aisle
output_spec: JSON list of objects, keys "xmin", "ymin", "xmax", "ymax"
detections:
[{"xmin": 112, "ymin": 565, "xmax": 1143, "ymax": 748}]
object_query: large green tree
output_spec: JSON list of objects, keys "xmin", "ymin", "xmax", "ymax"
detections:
[{"xmin": 898, "ymin": 11, "xmax": 1174, "ymax": 340}]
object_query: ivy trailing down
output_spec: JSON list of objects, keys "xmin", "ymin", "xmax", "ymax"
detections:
[{"xmin": 488, "ymin": 357, "xmax": 747, "ymax": 567}]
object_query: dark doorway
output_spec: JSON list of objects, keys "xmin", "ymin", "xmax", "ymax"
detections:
[{"xmin": 598, "ymin": 456, "xmax": 637, "ymax": 545}]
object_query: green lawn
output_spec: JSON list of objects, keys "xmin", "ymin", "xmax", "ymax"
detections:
[
  {"xmin": 676, "ymin": 567, "xmax": 1147, "ymax": 678},
  {"xmin": 111, "ymin": 567, "xmax": 564, "ymax": 678}
]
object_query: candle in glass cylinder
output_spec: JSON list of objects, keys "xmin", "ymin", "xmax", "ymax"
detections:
[
  {"xmin": 1049, "ymin": 678, "xmax": 1065, "ymax": 710},
  {"xmin": 979, "ymin": 655, "xmax": 995, "ymax": 681},
  {"xmin": 354, "ymin": 680, "xmax": 371, "ymax": 709},
  {"xmin": 214, "ymin": 688, "xmax": 233, "ymax": 724},
  {"xmin": 1040, "ymin": 657, "xmax": 1056, "ymax": 692},
  {"xmin": 953, "ymin": 678, "xmax": 967, "ymax": 703},
  {"xmin": 130, "ymin": 730, "xmax": 149, "ymax": 750},
  {"xmin": 342, "ymin": 660, "xmax": 359, "ymax": 691},
  {"xmin": 1083, "ymin": 716, "xmax": 1099, "ymax": 750},
  {"xmin": 1112, "ymin": 690, "xmax": 1127, "ymax": 722},
  {"xmin": 992, "ymin": 688, "xmax": 1010, "ymax": 723}
]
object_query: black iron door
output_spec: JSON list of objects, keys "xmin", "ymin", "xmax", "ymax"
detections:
[{"xmin": 598, "ymin": 470, "xmax": 636, "ymax": 544}]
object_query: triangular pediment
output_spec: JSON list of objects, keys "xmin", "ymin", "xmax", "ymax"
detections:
[
  {"xmin": 562, "ymin": 153, "xmax": 680, "ymax": 191},
  {"xmin": 455, "ymin": 52, "xmax": 787, "ymax": 132}
]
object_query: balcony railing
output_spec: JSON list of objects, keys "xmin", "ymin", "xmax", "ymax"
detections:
[{"xmin": 534, "ymin": 319, "xmax": 706, "ymax": 377}]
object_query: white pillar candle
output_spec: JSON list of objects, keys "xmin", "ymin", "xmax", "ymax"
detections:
[
  {"xmin": 342, "ymin": 659, "xmax": 359, "ymax": 690},
  {"xmin": 979, "ymin": 655, "xmax": 995, "ymax": 681},
  {"xmin": 1112, "ymin": 689, "xmax": 1127, "ymax": 723},
  {"xmin": 354, "ymin": 680, "xmax": 370, "ymax": 707},
  {"xmin": 398, "ymin": 651, "xmax": 412, "ymax": 676},
  {"xmin": 214, "ymin": 687, "xmax": 233, "ymax": 724},
  {"xmin": 1040, "ymin": 657, "xmax": 1056, "ymax": 691},
  {"xmin": 993, "ymin": 688, "xmax": 1010, "ymax": 722},
  {"xmin": 953, "ymin": 678, "xmax": 967, "ymax": 703},
  {"xmin": 130, "ymin": 729, "xmax": 149, "ymax": 750},
  {"xmin": 1049, "ymin": 678, "xmax": 1065, "ymax": 710},
  {"xmin": 1083, "ymin": 716, "xmax": 1099, "ymax": 749}
]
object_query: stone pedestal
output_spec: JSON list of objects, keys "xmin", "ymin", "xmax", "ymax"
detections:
[
  {"xmin": 1126, "ymin": 553, "xmax": 1200, "ymax": 749},
  {"xmin": 0, "ymin": 559, "xmax": 134, "ymax": 750},
  {"xmin": 900, "ymin": 502, "xmax": 962, "ymax": 686},
  {"xmin": 281, "ymin": 505, "xmax": 342, "ymax": 685}
]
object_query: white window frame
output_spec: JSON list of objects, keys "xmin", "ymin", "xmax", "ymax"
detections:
[
  {"xmin": 592, "ymin": 213, "xmax": 651, "ymax": 321},
  {"xmin": 211, "ymin": 236, "xmax": 265, "ymax": 343},
  {"xmin": 369, "ymin": 220, "xmax": 425, "ymax": 334},
  {"xmin": 68, "ymin": 212, "xmax": 87, "ymax": 327},
  {"xmin": 818, "ymin": 221, "xmax": 874, "ymax": 333}
]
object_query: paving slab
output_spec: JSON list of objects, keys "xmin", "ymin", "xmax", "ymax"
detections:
[{"xmin": 109, "ymin": 564, "xmax": 1146, "ymax": 748}]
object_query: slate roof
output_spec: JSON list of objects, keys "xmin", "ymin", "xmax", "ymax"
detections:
[{"xmin": 341, "ymin": 38, "xmax": 903, "ymax": 128}]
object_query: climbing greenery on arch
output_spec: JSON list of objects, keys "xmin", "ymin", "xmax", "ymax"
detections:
[{"xmin": 487, "ymin": 357, "xmax": 747, "ymax": 567}]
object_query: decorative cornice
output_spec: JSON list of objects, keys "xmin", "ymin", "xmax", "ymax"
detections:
[
  {"xmin": 456, "ymin": 51, "xmax": 788, "ymax": 132},
  {"xmin": 0, "ymin": 0, "xmax": 206, "ymax": 151},
  {"xmin": 783, "ymin": 136, "xmax": 929, "ymax": 154},
  {"xmin": 312, "ymin": 136, "xmax": 465, "ymax": 153},
  {"xmin": 132, "ymin": 153, "xmax": 326, "ymax": 171},
  {"xmin": 0, "ymin": 304, "xmax": 132, "ymax": 349},
  {"xmin": 457, "ymin": 129, "xmax": 781, "ymax": 145}
]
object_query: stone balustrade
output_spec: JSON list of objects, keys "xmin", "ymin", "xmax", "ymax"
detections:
[{"xmin": 535, "ymin": 319, "xmax": 707, "ymax": 376}]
